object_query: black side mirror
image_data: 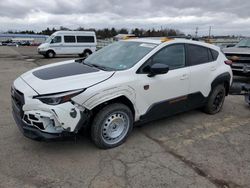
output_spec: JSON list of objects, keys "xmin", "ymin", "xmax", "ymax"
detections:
[{"xmin": 148, "ymin": 63, "xmax": 169, "ymax": 77}]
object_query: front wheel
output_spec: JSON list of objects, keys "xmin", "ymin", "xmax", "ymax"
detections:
[
  {"xmin": 203, "ymin": 84, "xmax": 226, "ymax": 114},
  {"xmin": 91, "ymin": 103, "xmax": 133, "ymax": 149},
  {"xmin": 46, "ymin": 50, "xmax": 55, "ymax": 58}
]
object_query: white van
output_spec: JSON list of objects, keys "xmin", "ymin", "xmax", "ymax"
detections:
[{"xmin": 38, "ymin": 31, "xmax": 97, "ymax": 58}]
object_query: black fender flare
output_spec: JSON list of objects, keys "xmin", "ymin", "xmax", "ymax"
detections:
[{"xmin": 211, "ymin": 72, "xmax": 231, "ymax": 95}]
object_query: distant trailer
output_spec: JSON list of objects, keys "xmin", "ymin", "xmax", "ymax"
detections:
[
  {"xmin": 12, "ymin": 38, "xmax": 35, "ymax": 42},
  {"xmin": 0, "ymin": 33, "xmax": 48, "ymax": 43}
]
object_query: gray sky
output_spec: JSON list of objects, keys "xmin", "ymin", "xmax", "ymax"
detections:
[{"xmin": 0, "ymin": 0, "xmax": 250, "ymax": 36}]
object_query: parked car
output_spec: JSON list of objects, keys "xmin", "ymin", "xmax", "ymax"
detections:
[
  {"xmin": 37, "ymin": 31, "xmax": 97, "ymax": 58},
  {"xmin": 7, "ymin": 42, "xmax": 17, "ymax": 46},
  {"xmin": 17, "ymin": 41, "xmax": 31, "ymax": 46},
  {"xmin": 223, "ymin": 38, "xmax": 250, "ymax": 76},
  {"xmin": 2, "ymin": 40, "xmax": 13, "ymax": 46},
  {"xmin": 12, "ymin": 38, "xmax": 232, "ymax": 149}
]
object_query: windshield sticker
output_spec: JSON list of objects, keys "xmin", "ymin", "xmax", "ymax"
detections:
[{"xmin": 139, "ymin": 43, "xmax": 157, "ymax": 48}]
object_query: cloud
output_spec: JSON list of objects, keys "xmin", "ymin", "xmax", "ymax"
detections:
[{"xmin": 0, "ymin": 0, "xmax": 250, "ymax": 36}]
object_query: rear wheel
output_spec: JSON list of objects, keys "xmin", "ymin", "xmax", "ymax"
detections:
[
  {"xmin": 203, "ymin": 84, "xmax": 226, "ymax": 114},
  {"xmin": 91, "ymin": 103, "xmax": 133, "ymax": 149}
]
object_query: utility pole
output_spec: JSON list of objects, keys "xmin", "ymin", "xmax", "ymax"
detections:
[
  {"xmin": 209, "ymin": 26, "xmax": 211, "ymax": 39},
  {"xmin": 195, "ymin": 27, "xmax": 199, "ymax": 38}
]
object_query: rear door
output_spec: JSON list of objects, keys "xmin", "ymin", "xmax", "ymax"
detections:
[
  {"xmin": 76, "ymin": 35, "xmax": 96, "ymax": 53},
  {"xmin": 186, "ymin": 44, "xmax": 218, "ymax": 107}
]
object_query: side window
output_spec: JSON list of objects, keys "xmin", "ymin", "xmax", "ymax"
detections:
[
  {"xmin": 51, "ymin": 36, "xmax": 61, "ymax": 43},
  {"xmin": 187, "ymin": 44, "xmax": 211, "ymax": 66},
  {"xmin": 150, "ymin": 44, "xmax": 185, "ymax": 70},
  {"xmin": 64, "ymin": 36, "xmax": 76, "ymax": 43},
  {"xmin": 77, "ymin": 36, "xmax": 95, "ymax": 43}
]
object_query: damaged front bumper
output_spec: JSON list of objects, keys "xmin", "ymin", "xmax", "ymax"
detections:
[
  {"xmin": 11, "ymin": 78, "xmax": 89, "ymax": 141},
  {"xmin": 12, "ymin": 107, "xmax": 75, "ymax": 141}
]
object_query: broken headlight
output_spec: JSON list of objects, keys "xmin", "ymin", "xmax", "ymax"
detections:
[{"xmin": 34, "ymin": 89, "xmax": 85, "ymax": 105}]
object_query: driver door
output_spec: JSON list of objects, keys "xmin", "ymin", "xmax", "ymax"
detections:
[
  {"xmin": 135, "ymin": 44, "xmax": 190, "ymax": 120},
  {"xmin": 50, "ymin": 36, "xmax": 62, "ymax": 54}
]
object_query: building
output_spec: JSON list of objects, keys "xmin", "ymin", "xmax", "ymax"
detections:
[{"xmin": 0, "ymin": 33, "xmax": 48, "ymax": 43}]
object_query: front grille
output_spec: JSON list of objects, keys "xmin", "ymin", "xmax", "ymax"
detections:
[
  {"xmin": 11, "ymin": 86, "xmax": 25, "ymax": 116},
  {"xmin": 225, "ymin": 53, "xmax": 250, "ymax": 64}
]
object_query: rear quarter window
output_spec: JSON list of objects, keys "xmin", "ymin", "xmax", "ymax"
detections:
[{"xmin": 211, "ymin": 49, "xmax": 219, "ymax": 60}]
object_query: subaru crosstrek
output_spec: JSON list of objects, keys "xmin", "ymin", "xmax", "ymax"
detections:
[{"xmin": 12, "ymin": 38, "xmax": 233, "ymax": 149}]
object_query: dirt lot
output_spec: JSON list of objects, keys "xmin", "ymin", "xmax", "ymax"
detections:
[{"xmin": 0, "ymin": 46, "xmax": 250, "ymax": 188}]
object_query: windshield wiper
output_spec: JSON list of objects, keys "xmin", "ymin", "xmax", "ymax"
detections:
[
  {"xmin": 91, "ymin": 64, "xmax": 113, "ymax": 71},
  {"xmin": 238, "ymin": 46, "xmax": 250, "ymax": 48},
  {"xmin": 75, "ymin": 59, "xmax": 114, "ymax": 71},
  {"xmin": 75, "ymin": 58, "xmax": 95, "ymax": 67}
]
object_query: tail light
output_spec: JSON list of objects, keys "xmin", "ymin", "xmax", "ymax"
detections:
[{"xmin": 224, "ymin": 60, "xmax": 233, "ymax": 65}]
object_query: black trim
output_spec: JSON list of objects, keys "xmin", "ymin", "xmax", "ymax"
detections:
[
  {"xmin": 139, "ymin": 92, "xmax": 206, "ymax": 123},
  {"xmin": 211, "ymin": 72, "xmax": 231, "ymax": 89},
  {"xmin": 33, "ymin": 63, "xmax": 99, "ymax": 80}
]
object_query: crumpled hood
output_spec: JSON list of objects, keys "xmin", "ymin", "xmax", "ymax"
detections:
[
  {"xmin": 21, "ymin": 60, "xmax": 115, "ymax": 94},
  {"xmin": 222, "ymin": 47, "xmax": 250, "ymax": 55}
]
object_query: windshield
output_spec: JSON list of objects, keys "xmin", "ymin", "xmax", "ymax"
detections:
[
  {"xmin": 45, "ymin": 35, "xmax": 55, "ymax": 43},
  {"xmin": 84, "ymin": 41, "xmax": 157, "ymax": 70},
  {"xmin": 235, "ymin": 38, "xmax": 250, "ymax": 48}
]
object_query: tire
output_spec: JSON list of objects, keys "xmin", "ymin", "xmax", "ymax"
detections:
[
  {"xmin": 46, "ymin": 50, "xmax": 55, "ymax": 58},
  {"xmin": 83, "ymin": 51, "xmax": 91, "ymax": 58},
  {"xmin": 203, "ymin": 84, "xmax": 226, "ymax": 114},
  {"xmin": 91, "ymin": 103, "xmax": 133, "ymax": 149}
]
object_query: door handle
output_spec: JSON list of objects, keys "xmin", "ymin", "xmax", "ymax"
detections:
[{"xmin": 180, "ymin": 74, "xmax": 188, "ymax": 80}]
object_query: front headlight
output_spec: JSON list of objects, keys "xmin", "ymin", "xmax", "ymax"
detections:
[{"xmin": 34, "ymin": 89, "xmax": 85, "ymax": 105}]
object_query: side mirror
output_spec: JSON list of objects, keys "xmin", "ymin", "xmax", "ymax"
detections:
[{"xmin": 148, "ymin": 63, "xmax": 169, "ymax": 77}]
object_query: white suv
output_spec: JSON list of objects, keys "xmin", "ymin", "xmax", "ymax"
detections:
[{"xmin": 12, "ymin": 38, "xmax": 232, "ymax": 149}]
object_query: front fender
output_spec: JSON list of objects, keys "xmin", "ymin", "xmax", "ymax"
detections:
[{"xmin": 80, "ymin": 85, "xmax": 138, "ymax": 118}]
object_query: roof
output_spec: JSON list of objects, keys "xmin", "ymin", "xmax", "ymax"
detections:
[
  {"xmin": 0, "ymin": 33, "xmax": 48, "ymax": 38},
  {"xmin": 125, "ymin": 37, "xmax": 220, "ymax": 50},
  {"xmin": 53, "ymin": 31, "xmax": 95, "ymax": 35}
]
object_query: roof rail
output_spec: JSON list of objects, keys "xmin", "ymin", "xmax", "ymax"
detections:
[{"xmin": 166, "ymin": 35, "xmax": 199, "ymax": 41}]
